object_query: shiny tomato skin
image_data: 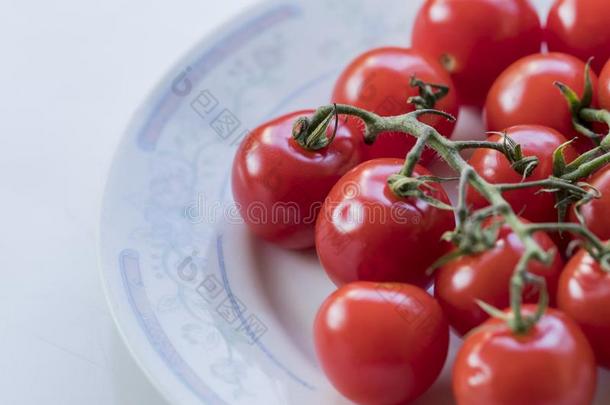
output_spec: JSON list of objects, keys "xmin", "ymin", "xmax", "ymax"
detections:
[
  {"xmin": 231, "ymin": 110, "xmax": 363, "ymax": 249},
  {"xmin": 436, "ymin": 221, "xmax": 563, "ymax": 336},
  {"xmin": 568, "ymin": 165, "xmax": 610, "ymax": 241},
  {"xmin": 485, "ymin": 53, "xmax": 599, "ymax": 147},
  {"xmin": 467, "ymin": 125, "xmax": 578, "ymax": 223},
  {"xmin": 316, "ymin": 159, "xmax": 455, "ymax": 288},
  {"xmin": 546, "ymin": 0, "xmax": 610, "ymax": 73},
  {"xmin": 558, "ymin": 248, "xmax": 610, "ymax": 368},
  {"xmin": 314, "ymin": 281, "xmax": 449, "ymax": 405},
  {"xmin": 331, "ymin": 47, "xmax": 459, "ymax": 162},
  {"xmin": 600, "ymin": 59, "xmax": 610, "ymax": 110},
  {"xmin": 412, "ymin": 0, "xmax": 542, "ymax": 106},
  {"xmin": 453, "ymin": 305, "xmax": 597, "ymax": 405}
]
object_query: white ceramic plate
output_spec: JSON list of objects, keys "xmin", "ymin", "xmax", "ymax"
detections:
[{"xmin": 99, "ymin": 0, "xmax": 610, "ymax": 403}]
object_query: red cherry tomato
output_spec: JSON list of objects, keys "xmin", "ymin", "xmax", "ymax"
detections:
[
  {"xmin": 453, "ymin": 305, "xmax": 597, "ymax": 405},
  {"xmin": 546, "ymin": 0, "xmax": 610, "ymax": 74},
  {"xmin": 485, "ymin": 53, "xmax": 599, "ymax": 149},
  {"xmin": 331, "ymin": 47, "xmax": 459, "ymax": 162},
  {"xmin": 569, "ymin": 165, "xmax": 610, "ymax": 241},
  {"xmin": 316, "ymin": 158, "xmax": 455, "ymax": 287},
  {"xmin": 231, "ymin": 110, "xmax": 362, "ymax": 249},
  {"xmin": 467, "ymin": 125, "xmax": 578, "ymax": 223},
  {"xmin": 314, "ymin": 281, "xmax": 449, "ymax": 405},
  {"xmin": 600, "ymin": 59, "xmax": 610, "ymax": 110},
  {"xmin": 558, "ymin": 248, "xmax": 610, "ymax": 369},
  {"xmin": 412, "ymin": 0, "xmax": 542, "ymax": 106},
  {"xmin": 435, "ymin": 220, "xmax": 564, "ymax": 336}
]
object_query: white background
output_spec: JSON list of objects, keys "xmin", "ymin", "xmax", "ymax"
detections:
[{"xmin": 0, "ymin": 1, "xmax": 256, "ymax": 404}]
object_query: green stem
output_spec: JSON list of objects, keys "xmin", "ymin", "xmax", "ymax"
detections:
[
  {"xmin": 399, "ymin": 130, "xmax": 431, "ymax": 177},
  {"xmin": 564, "ymin": 145, "xmax": 607, "ymax": 173},
  {"xmin": 495, "ymin": 178, "xmax": 589, "ymax": 196},
  {"xmin": 408, "ymin": 75, "xmax": 450, "ymax": 110},
  {"xmin": 454, "ymin": 140, "xmax": 508, "ymax": 154},
  {"xmin": 456, "ymin": 168, "xmax": 474, "ymax": 230},
  {"xmin": 298, "ymin": 104, "xmax": 553, "ymax": 334},
  {"xmin": 580, "ymin": 108, "xmax": 610, "ymax": 133},
  {"xmin": 562, "ymin": 152, "xmax": 610, "ymax": 181},
  {"xmin": 525, "ymin": 223, "xmax": 606, "ymax": 253},
  {"xmin": 470, "ymin": 205, "xmax": 507, "ymax": 222}
]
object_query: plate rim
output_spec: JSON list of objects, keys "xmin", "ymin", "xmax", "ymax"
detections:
[{"xmin": 96, "ymin": 1, "xmax": 299, "ymax": 404}]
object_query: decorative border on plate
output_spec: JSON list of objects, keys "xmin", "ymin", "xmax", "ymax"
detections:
[
  {"xmin": 215, "ymin": 235, "xmax": 315, "ymax": 390},
  {"xmin": 117, "ymin": 4, "xmax": 312, "ymax": 403},
  {"xmin": 136, "ymin": 3, "xmax": 301, "ymax": 152},
  {"xmin": 120, "ymin": 249, "xmax": 227, "ymax": 404}
]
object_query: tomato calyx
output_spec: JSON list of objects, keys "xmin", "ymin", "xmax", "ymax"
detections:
[
  {"xmin": 439, "ymin": 53, "xmax": 457, "ymax": 73},
  {"xmin": 387, "ymin": 173, "xmax": 455, "ymax": 210},
  {"xmin": 454, "ymin": 133, "xmax": 540, "ymax": 178},
  {"xmin": 498, "ymin": 132, "xmax": 539, "ymax": 179},
  {"xmin": 293, "ymin": 75, "xmax": 452, "ymax": 152},
  {"xmin": 386, "ymin": 127, "xmax": 454, "ymax": 208},
  {"xmin": 428, "ymin": 215, "xmax": 504, "ymax": 274},
  {"xmin": 407, "ymin": 75, "xmax": 450, "ymax": 110},
  {"xmin": 551, "ymin": 125, "xmax": 610, "ymax": 221},
  {"xmin": 555, "ymin": 58, "xmax": 610, "ymax": 149},
  {"xmin": 291, "ymin": 104, "xmax": 340, "ymax": 151}
]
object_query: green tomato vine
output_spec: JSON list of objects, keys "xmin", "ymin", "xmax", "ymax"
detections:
[{"xmin": 292, "ymin": 70, "xmax": 610, "ymax": 335}]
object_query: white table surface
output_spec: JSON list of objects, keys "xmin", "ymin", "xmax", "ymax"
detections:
[{"xmin": 0, "ymin": 1, "xmax": 256, "ymax": 404}]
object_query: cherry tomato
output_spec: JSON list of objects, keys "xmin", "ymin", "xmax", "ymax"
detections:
[
  {"xmin": 600, "ymin": 59, "xmax": 610, "ymax": 110},
  {"xmin": 316, "ymin": 158, "xmax": 455, "ymax": 287},
  {"xmin": 467, "ymin": 125, "xmax": 578, "ymax": 223},
  {"xmin": 569, "ymin": 165, "xmax": 610, "ymax": 241},
  {"xmin": 558, "ymin": 248, "xmax": 610, "ymax": 369},
  {"xmin": 485, "ymin": 53, "xmax": 600, "ymax": 149},
  {"xmin": 231, "ymin": 110, "xmax": 362, "ymax": 249},
  {"xmin": 436, "ymin": 220, "xmax": 563, "ymax": 336},
  {"xmin": 546, "ymin": 0, "xmax": 610, "ymax": 74},
  {"xmin": 331, "ymin": 47, "xmax": 459, "ymax": 162},
  {"xmin": 412, "ymin": 0, "xmax": 542, "ymax": 106},
  {"xmin": 314, "ymin": 281, "xmax": 449, "ymax": 405},
  {"xmin": 453, "ymin": 305, "xmax": 597, "ymax": 405}
]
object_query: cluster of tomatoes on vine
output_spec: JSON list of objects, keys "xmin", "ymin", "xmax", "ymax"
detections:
[{"xmin": 231, "ymin": 0, "xmax": 610, "ymax": 404}]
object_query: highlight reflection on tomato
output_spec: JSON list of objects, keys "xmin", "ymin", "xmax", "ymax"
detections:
[
  {"xmin": 412, "ymin": 0, "xmax": 542, "ymax": 106},
  {"xmin": 331, "ymin": 47, "xmax": 459, "ymax": 162},
  {"xmin": 314, "ymin": 281, "xmax": 449, "ymax": 405},
  {"xmin": 546, "ymin": 0, "xmax": 610, "ymax": 73},
  {"xmin": 232, "ymin": 110, "xmax": 363, "ymax": 249},
  {"xmin": 485, "ymin": 53, "xmax": 599, "ymax": 147},
  {"xmin": 453, "ymin": 306, "xmax": 597, "ymax": 405},
  {"xmin": 467, "ymin": 125, "xmax": 578, "ymax": 224},
  {"xmin": 558, "ymin": 248, "xmax": 610, "ymax": 369},
  {"xmin": 315, "ymin": 158, "xmax": 455, "ymax": 288},
  {"xmin": 436, "ymin": 220, "xmax": 563, "ymax": 336}
]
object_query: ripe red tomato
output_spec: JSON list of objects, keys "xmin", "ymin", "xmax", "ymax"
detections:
[
  {"xmin": 467, "ymin": 125, "xmax": 578, "ymax": 223},
  {"xmin": 569, "ymin": 165, "xmax": 610, "ymax": 241},
  {"xmin": 546, "ymin": 0, "xmax": 610, "ymax": 74},
  {"xmin": 315, "ymin": 158, "xmax": 455, "ymax": 288},
  {"xmin": 600, "ymin": 59, "xmax": 610, "ymax": 110},
  {"xmin": 453, "ymin": 305, "xmax": 597, "ymax": 405},
  {"xmin": 412, "ymin": 0, "xmax": 542, "ymax": 106},
  {"xmin": 435, "ymin": 220, "xmax": 564, "ymax": 336},
  {"xmin": 231, "ymin": 110, "xmax": 362, "ymax": 249},
  {"xmin": 485, "ymin": 53, "xmax": 599, "ymax": 148},
  {"xmin": 331, "ymin": 47, "xmax": 459, "ymax": 162},
  {"xmin": 558, "ymin": 248, "xmax": 610, "ymax": 369},
  {"xmin": 314, "ymin": 281, "xmax": 449, "ymax": 405}
]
